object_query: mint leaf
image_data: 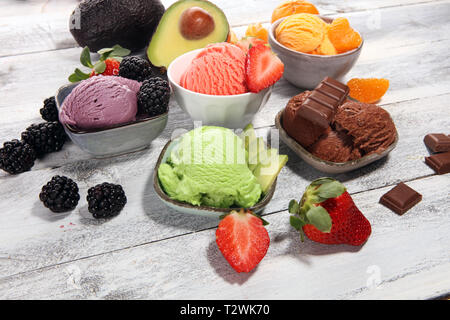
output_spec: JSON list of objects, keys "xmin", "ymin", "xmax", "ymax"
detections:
[
  {"xmin": 97, "ymin": 47, "xmax": 114, "ymax": 55},
  {"xmin": 110, "ymin": 44, "xmax": 131, "ymax": 57},
  {"xmin": 80, "ymin": 47, "xmax": 93, "ymax": 68},
  {"xmin": 93, "ymin": 61, "xmax": 106, "ymax": 74},
  {"xmin": 305, "ymin": 206, "xmax": 332, "ymax": 233},
  {"xmin": 68, "ymin": 73, "xmax": 81, "ymax": 83},
  {"xmin": 288, "ymin": 199, "xmax": 300, "ymax": 214},
  {"xmin": 317, "ymin": 181, "xmax": 345, "ymax": 199},
  {"xmin": 74, "ymin": 68, "xmax": 90, "ymax": 80}
]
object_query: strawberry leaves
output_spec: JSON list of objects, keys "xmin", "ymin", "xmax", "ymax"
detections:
[
  {"xmin": 288, "ymin": 177, "xmax": 346, "ymax": 241},
  {"xmin": 69, "ymin": 45, "xmax": 130, "ymax": 83}
]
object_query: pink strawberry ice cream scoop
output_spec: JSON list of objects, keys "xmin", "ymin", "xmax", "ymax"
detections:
[
  {"xmin": 180, "ymin": 42, "xmax": 247, "ymax": 95},
  {"xmin": 59, "ymin": 76, "xmax": 141, "ymax": 130}
]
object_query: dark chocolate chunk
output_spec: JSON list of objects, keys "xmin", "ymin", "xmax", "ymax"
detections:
[
  {"xmin": 292, "ymin": 77, "xmax": 349, "ymax": 147},
  {"xmin": 424, "ymin": 134, "xmax": 450, "ymax": 153},
  {"xmin": 425, "ymin": 151, "xmax": 450, "ymax": 175},
  {"xmin": 379, "ymin": 182, "xmax": 422, "ymax": 215},
  {"xmin": 316, "ymin": 77, "xmax": 350, "ymax": 106}
]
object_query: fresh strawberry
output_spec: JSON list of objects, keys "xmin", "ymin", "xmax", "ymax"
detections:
[
  {"xmin": 216, "ymin": 209, "xmax": 270, "ymax": 273},
  {"xmin": 245, "ymin": 43, "xmax": 284, "ymax": 93},
  {"xmin": 236, "ymin": 36, "xmax": 267, "ymax": 54},
  {"xmin": 289, "ymin": 178, "xmax": 371, "ymax": 246},
  {"xmin": 89, "ymin": 58, "xmax": 120, "ymax": 77}
]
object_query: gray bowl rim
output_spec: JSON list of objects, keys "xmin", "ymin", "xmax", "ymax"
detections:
[
  {"xmin": 55, "ymin": 82, "xmax": 169, "ymax": 135},
  {"xmin": 269, "ymin": 15, "xmax": 364, "ymax": 59},
  {"xmin": 275, "ymin": 108, "xmax": 399, "ymax": 169},
  {"xmin": 153, "ymin": 137, "xmax": 277, "ymax": 214}
]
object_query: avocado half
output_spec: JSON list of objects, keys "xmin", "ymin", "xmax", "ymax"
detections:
[
  {"xmin": 70, "ymin": 0, "xmax": 165, "ymax": 52},
  {"xmin": 147, "ymin": 0, "xmax": 230, "ymax": 68}
]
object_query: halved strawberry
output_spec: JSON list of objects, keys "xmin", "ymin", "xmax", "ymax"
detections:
[
  {"xmin": 216, "ymin": 209, "xmax": 270, "ymax": 273},
  {"xmin": 289, "ymin": 178, "xmax": 371, "ymax": 246},
  {"xmin": 235, "ymin": 36, "xmax": 267, "ymax": 54},
  {"xmin": 246, "ymin": 44, "xmax": 284, "ymax": 93}
]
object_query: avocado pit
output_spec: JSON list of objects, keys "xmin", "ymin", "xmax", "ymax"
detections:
[{"xmin": 179, "ymin": 7, "xmax": 215, "ymax": 40}]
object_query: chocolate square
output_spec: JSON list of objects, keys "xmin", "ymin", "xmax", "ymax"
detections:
[
  {"xmin": 425, "ymin": 151, "xmax": 450, "ymax": 175},
  {"xmin": 379, "ymin": 182, "xmax": 422, "ymax": 215},
  {"xmin": 316, "ymin": 77, "xmax": 350, "ymax": 105},
  {"xmin": 424, "ymin": 134, "xmax": 450, "ymax": 153}
]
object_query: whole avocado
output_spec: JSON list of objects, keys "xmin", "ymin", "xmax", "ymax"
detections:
[{"xmin": 69, "ymin": 0, "xmax": 165, "ymax": 52}]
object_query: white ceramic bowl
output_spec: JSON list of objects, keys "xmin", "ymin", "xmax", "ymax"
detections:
[{"xmin": 167, "ymin": 48, "xmax": 273, "ymax": 129}]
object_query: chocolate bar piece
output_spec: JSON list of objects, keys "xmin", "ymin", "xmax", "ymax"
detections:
[
  {"xmin": 425, "ymin": 151, "xmax": 450, "ymax": 174},
  {"xmin": 314, "ymin": 76, "xmax": 350, "ymax": 106},
  {"xmin": 424, "ymin": 134, "xmax": 450, "ymax": 153},
  {"xmin": 294, "ymin": 77, "xmax": 349, "ymax": 147},
  {"xmin": 379, "ymin": 182, "xmax": 422, "ymax": 215}
]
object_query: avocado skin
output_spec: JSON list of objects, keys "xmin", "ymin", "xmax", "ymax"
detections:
[{"xmin": 70, "ymin": 0, "xmax": 165, "ymax": 52}]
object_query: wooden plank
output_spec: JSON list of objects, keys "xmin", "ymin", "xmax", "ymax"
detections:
[
  {"xmin": 0, "ymin": 0, "xmax": 445, "ymax": 57},
  {"xmin": 0, "ymin": 92, "xmax": 448, "ymax": 278},
  {"xmin": 1, "ymin": 174, "xmax": 448, "ymax": 299}
]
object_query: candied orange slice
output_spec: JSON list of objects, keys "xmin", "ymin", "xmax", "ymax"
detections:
[
  {"xmin": 328, "ymin": 17, "xmax": 362, "ymax": 53},
  {"xmin": 245, "ymin": 23, "xmax": 269, "ymax": 42},
  {"xmin": 271, "ymin": 0, "xmax": 319, "ymax": 23},
  {"xmin": 227, "ymin": 29, "xmax": 238, "ymax": 44},
  {"xmin": 347, "ymin": 78, "xmax": 390, "ymax": 103}
]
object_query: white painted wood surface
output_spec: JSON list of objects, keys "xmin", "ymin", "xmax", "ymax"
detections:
[{"xmin": 0, "ymin": 0, "xmax": 449, "ymax": 299}]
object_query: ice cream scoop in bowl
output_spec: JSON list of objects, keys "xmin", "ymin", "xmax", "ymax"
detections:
[
  {"xmin": 269, "ymin": 15, "xmax": 363, "ymax": 89},
  {"xmin": 153, "ymin": 125, "xmax": 286, "ymax": 218},
  {"xmin": 167, "ymin": 46, "xmax": 273, "ymax": 129},
  {"xmin": 56, "ymin": 79, "xmax": 168, "ymax": 158}
]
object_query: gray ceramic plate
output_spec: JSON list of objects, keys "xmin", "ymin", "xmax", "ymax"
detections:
[
  {"xmin": 275, "ymin": 109, "xmax": 398, "ymax": 174},
  {"xmin": 153, "ymin": 137, "xmax": 277, "ymax": 218},
  {"xmin": 56, "ymin": 82, "xmax": 168, "ymax": 158}
]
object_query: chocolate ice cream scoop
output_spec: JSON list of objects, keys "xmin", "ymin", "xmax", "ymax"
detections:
[
  {"xmin": 334, "ymin": 101, "xmax": 397, "ymax": 155},
  {"xmin": 308, "ymin": 128, "xmax": 361, "ymax": 163}
]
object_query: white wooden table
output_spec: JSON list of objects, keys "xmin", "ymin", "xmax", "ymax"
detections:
[{"xmin": 0, "ymin": 0, "xmax": 449, "ymax": 300}]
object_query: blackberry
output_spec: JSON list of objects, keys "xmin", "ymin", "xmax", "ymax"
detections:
[
  {"xmin": 137, "ymin": 77, "xmax": 170, "ymax": 117},
  {"xmin": 21, "ymin": 122, "xmax": 67, "ymax": 158},
  {"xmin": 40, "ymin": 96, "xmax": 59, "ymax": 122},
  {"xmin": 87, "ymin": 183, "xmax": 127, "ymax": 219},
  {"xmin": 118, "ymin": 56, "xmax": 153, "ymax": 82},
  {"xmin": 0, "ymin": 139, "xmax": 36, "ymax": 174},
  {"xmin": 39, "ymin": 175, "xmax": 80, "ymax": 213}
]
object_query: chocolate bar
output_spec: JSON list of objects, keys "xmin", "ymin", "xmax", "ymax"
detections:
[
  {"xmin": 294, "ymin": 77, "xmax": 349, "ymax": 147},
  {"xmin": 424, "ymin": 134, "xmax": 450, "ymax": 153},
  {"xmin": 425, "ymin": 151, "xmax": 450, "ymax": 174},
  {"xmin": 379, "ymin": 182, "xmax": 422, "ymax": 215}
]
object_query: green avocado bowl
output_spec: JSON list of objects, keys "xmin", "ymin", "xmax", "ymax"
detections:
[{"xmin": 153, "ymin": 137, "xmax": 277, "ymax": 218}]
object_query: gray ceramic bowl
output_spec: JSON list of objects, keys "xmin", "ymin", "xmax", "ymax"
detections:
[
  {"xmin": 56, "ymin": 83, "xmax": 168, "ymax": 158},
  {"xmin": 153, "ymin": 137, "xmax": 277, "ymax": 218},
  {"xmin": 275, "ymin": 109, "xmax": 398, "ymax": 174},
  {"xmin": 269, "ymin": 16, "xmax": 363, "ymax": 89}
]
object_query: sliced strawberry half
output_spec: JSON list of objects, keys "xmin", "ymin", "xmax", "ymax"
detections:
[
  {"xmin": 216, "ymin": 209, "xmax": 270, "ymax": 273},
  {"xmin": 245, "ymin": 44, "xmax": 284, "ymax": 93}
]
